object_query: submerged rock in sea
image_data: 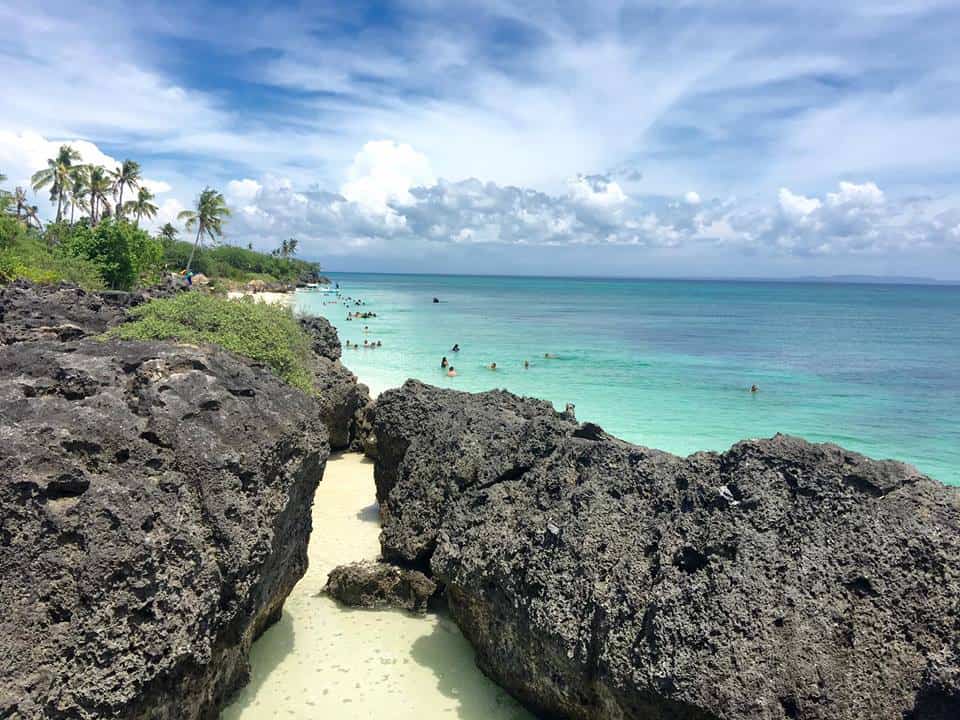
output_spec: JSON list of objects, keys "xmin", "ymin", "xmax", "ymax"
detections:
[
  {"xmin": 325, "ymin": 561, "xmax": 437, "ymax": 613},
  {"xmin": 367, "ymin": 380, "xmax": 960, "ymax": 720},
  {"xmin": 0, "ymin": 336, "xmax": 329, "ymax": 719}
]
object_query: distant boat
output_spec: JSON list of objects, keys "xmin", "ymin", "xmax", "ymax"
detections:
[{"xmin": 303, "ymin": 282, "xmax": 340, "ymax": 295}]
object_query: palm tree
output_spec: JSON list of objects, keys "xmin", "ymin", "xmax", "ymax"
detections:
[
  {"xmin": 67, "ymin": 167, "xmax": 89, "ymax": 225},
  {"xmin": 124, "ymin": 186, "xmax": 158, "ymax": 227},
  {"xmin": 158, "ymin": 222, "xmax": 178, "ymax": 243},
  {"xmin": 31, "ymin": 145, "xmax": 82, "ymax": 223},
  {"xmin": 87, "ymin": 166, "xmax": 113, "ymax": 225},
  {"xmin": 177, "ymin": 187, "xmax": 230, "ymax": 272},
  {"xmin": 111, "ymin": 160, "xmax": 141, "ymax": 220},
  {"xmin": 286, "ymin": 237, "xmax": 299, "ymax": 259}
]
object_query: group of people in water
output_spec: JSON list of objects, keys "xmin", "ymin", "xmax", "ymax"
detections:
[
  {"xmin": 346, "ymin": 311, "xmax": 377, "ymax": 320},
  {"xmin": 345, "ymin": 339, "xmax": 382, "ymax": 349},
  {"xmin": 439, "ymin": 344, "xmax": 560, "ymax": 378}
]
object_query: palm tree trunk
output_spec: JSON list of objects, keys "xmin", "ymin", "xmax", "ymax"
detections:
[
  {"xmin": 70, "ymin": 202, "xmax": 75, "ymax": 226},
  {"xmin": 55, "ymin": 191, "xmax": 63, "ymax": 224},
  {"xmin": 117, "ymin": 186, "xmax": 124, "ymax": 220},
  {"xmin": 185, "ymin": 224, "xmax": 203, "ymax": 273}
]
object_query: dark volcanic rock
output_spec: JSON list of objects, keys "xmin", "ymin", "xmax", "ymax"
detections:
[
  {"xmin": 299, "ymin": 315, "xmax": 342, "ymax": 361},
  {"xmin": 365, "ymin": 380, "xmax": 577, "ymax": 566},
  {"xmin": 325, "ymin": 561, "xmax": 437, "ymax": 613},
  {"xmin": 310, "ymin": 356, "xmax": 370, "ymax": 451},
  {"xmin": 0, "ymin": 280, "xmax": 127, "ymax": 344},
  {"xmin": 0, "ymin": 336, "xmax": 329, "ymax": 719},
  {"xmin": 368, "ymin": 382, "xmax": 960, "ymax": 720}
]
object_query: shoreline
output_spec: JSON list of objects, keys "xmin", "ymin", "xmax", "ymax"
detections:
[{"xmin": 226, "ymin": 289, "xmax": 294, "ymax": 306}]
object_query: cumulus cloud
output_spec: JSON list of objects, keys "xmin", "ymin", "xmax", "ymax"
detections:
[{"xmin": 222, "ymin": 158, "xmax": 960, "ymax": 264}]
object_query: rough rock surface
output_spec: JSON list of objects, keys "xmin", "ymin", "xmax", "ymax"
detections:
[
  {"xmin": 0, "ymin": 280, "xmax": 127, "ymax": 345},
  {"xmin": 0, "ymin": 336, "xmax": 329, "ymax": 719},
  {"xmin": 309, "ymin": 355, "xmax": 370, "ymax": 451},
  {"xmin": 364, "ymin": 380, "xmax": 577, "ymax": 565},
  {"xmin": 325, "ymin": 561, "xmax": 437, "ymax": 613},
  {"xmin": 367, "ymin": 381, "xmax": 960, "ymax": 720},
  {"xmin": 299, "ymin": 315, "xmax": 342, "ymax": 361}
]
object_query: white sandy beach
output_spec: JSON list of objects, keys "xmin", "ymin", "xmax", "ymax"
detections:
[
  {"xmin": 226, "ymin": 290, "xmax": 294, "ymax": 306},
  {"xmin": 221, "ymin": 453, "xmax": 531, "ymax": 720}
]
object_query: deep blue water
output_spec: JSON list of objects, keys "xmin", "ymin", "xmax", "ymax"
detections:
[{"xmin": 298, "ymin": 274, "xmax": 960, "ymax": 485}]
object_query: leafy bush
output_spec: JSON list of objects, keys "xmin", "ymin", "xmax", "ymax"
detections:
[
  {"xmin": 112, "ymin": 293, "xmax": 315, "ymax": 392},
  {"xmin": 0, "ymin": 217, "xmax": 105, "ymax": 289},
  {"xmin": 61, "ymin": 218, "xmax": 163, "ymax": 290},
  {"xmin": 161, "ymin": 240, "xmax": 319, "ymax": 282}
]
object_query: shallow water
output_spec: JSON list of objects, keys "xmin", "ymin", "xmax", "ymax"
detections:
[
  {"xmin": 222, "ymin": 453, "xmax": 532, "ymax": 720},
  {"xmin": 299, "ymin": 274, "xmax": 960, "ymax": 485}
]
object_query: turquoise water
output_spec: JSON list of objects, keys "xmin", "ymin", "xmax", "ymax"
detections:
[{"xmin": 296, "ymin": 274, "xmax": 960, "ymax": 486}]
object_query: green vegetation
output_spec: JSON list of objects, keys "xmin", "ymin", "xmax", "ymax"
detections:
[
  {"xmin": 0, "ymin": 216, "xmax": 104, "ymax": 288},
  {"xmin": 60, "ymin": 218, "xmax": 163, "ymax": 290},
  {"xmin": 3, "ymin": 149, "xmax": 322, "ymax": 290},
  {"xmin": 112, "ymin": 293, "xmax": 315, "ymax": 392}
]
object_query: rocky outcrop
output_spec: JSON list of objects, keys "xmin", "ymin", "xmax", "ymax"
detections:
[
  {"xmin": 299, "ymin": 314, "xmax": 370, "ymax": 450},
  {"xmin": 364, "ymin": 380, "xmax": 577, "ymax": 566},
  {"xmin": 325, "ymin": 561, "xmax": 437, "ymax": 613},
  {"xmin": 366, "ymin": 381, "xmax": 960, "ymax": 720},
  {"xmin": 310, "ymin": 356, "xmax": 370, "ymax": 450},
  {"xmin": 0, "ymin": 334, "xmax": 329, "ymax": 719},
  {"xmin": 299, "ymin": 316, "xmax": 341, "ymax": 361},
  {"xmin": 0, "ymin": 280, "xmax": 127, "ymax": 345}
]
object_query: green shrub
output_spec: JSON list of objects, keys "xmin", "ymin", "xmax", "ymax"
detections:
[
  {"xmin": 161, "ymin": 240, "xmax": 319, "ymax": 282},
  {"xmin": 61, "ymin": 218, "xmax": 163, "ymax": 290},
  {"xmin": 112, "ymin": 293, "xmax": 315, "ymax": 392},
  {"xmin": 0, "ymin": 217, "xmax": 105, "ymax": 289}
]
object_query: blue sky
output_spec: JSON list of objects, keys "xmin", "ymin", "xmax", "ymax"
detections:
[{"xmin": 2, "ymin": 0, "xmax": 959, "ymax": 278}]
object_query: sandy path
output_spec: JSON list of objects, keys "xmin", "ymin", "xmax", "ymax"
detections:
[{"xmin": 221, "ymin": 453, "xmax": 532, "ymax": 720}]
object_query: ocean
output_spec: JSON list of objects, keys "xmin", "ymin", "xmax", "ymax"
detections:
[{"xmin": 296, "ymin": 274, "xmax": 960, "ymax": 486}]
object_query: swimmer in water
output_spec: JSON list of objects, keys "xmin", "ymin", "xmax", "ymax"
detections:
[
  {"xmin": 447, "ymin": 366, "xmax": 457, "ymax": 377},
  {"xmin": 751, "ymin": 384, "xmax": 759, "ymax": 393},
  {"xmin": 544, "ymin": 353, "xmax": 557, "ymax": 359},
  {"xmin": 524, "ymin": 360, "xmax": 529, "ymax": 369},
  {"xmin": 489, "ymin": 362, "xmax": 497, "ymax": 370},
  {"xmin": 441, "ymin": 357, "xmax": 448, "ymax": 369},
  {"xmin": 451, "ymin": 343, "xmax": 460, "ymax": 352}
]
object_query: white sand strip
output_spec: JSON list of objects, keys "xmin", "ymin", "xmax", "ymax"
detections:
[{"xmin": 221, "ymin": 452, "xmax": 531, "ymax": 720}]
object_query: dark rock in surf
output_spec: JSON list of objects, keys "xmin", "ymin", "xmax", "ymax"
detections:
[
  {"xmin": 0, "ymin": 336, "xmax": 328, "ymax": 719},
  {"xmin": 325, "ymin": 561, "xmax": 437, "ymax": 614},
  {"xmin": 366, "ymin": 381, "xmax": 960, "ymax": 720}
]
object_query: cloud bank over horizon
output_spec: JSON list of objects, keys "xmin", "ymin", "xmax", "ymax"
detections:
[{"xmin": 2, "ymin": 1, "xmax": 959, "ymax": 278}]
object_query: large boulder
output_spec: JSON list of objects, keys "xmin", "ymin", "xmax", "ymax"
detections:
[
  {"xmin": 310, "ymin": 355, "xmax": 370, "ymax": 450},
  {"xmin": 299, "ymin": 315, "xmax": 342, "ymax": 361},
  {"xmin": 0, "ymin": 336, "xmax": 329, "ymax": 719},
  {"xmin": 365, "ymin": 380, "xmax": 577, "ymax": 566},
  {"xmin": 367, "ymin": 383, "xmax": 960, "ymax": 720},
  {"xmin": 325, "ymin": 561, "xmax": 437, "ymax": 614}
]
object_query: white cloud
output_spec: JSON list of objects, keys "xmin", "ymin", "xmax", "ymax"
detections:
[
  {"xmin": 568, "ymin": 175, "xmax": 628, "ymax": 208},
  {"xmin": 778, "ymin": 188, "xmax": 822, "ymax": 220},
  {"xmin": 684, "ymin": 191, "xmax": 702, "ymax": 205},
  {"xmin": 341, "ymin": 140, "xmax": 436, "ymax": 213}
]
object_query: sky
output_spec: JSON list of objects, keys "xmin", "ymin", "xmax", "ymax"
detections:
[{"xmin": 2, "ymin": 0, "xmax": 959, "ymax": 279}]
